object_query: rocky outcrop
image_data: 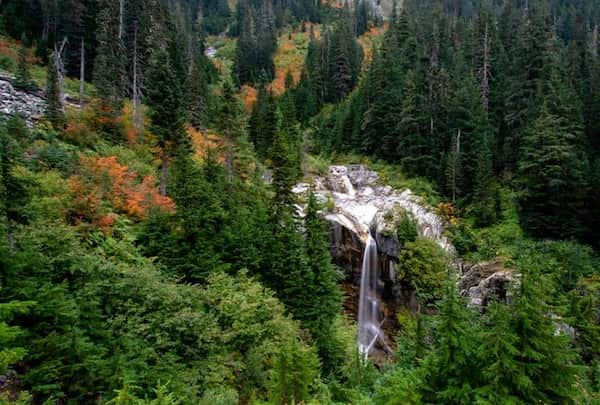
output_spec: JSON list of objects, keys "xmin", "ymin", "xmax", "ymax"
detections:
[
  {"xmin": 0, "ymin": 76, "xmax": 45, "ymax": 126},
  {"xmin": 0, "ymin": 74, "xmax": 81, "ymax": 126},
  {"xmin": 458, "ymin": 258, "xmax": 519, "ymax": 307}
]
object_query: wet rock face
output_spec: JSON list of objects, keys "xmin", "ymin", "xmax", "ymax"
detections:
[{"xmin": 0, "ymin": 77, "xmax": 45, "ymax": 126}]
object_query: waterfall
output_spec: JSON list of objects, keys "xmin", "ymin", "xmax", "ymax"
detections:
[
  {"xmin": 341, "ymin": 175, "xmax": 356, "ymax": 197},
  {"xmin": 357, "ymin": 235, "xmax": 385, "ymax": 359}
]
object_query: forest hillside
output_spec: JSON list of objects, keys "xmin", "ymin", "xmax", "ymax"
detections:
[{"xmin": 0, "ymin": 0, "xmax": 599, "ymax": 403}]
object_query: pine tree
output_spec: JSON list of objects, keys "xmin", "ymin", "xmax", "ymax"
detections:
[
  {"xmin": 517, "ymin": 49, "xmax": 587, "ymax": 239},
  {"xmin": 186, "ymin": 53, "xmax": 211, "ymax": 129},
  {"xmin": 145, "ymin": 46, "xmax": 187, "ymax": 196},
  {"xmin": 249, "ymin": 84, "xmax": 277, "ymax": 157},
  {"xmin": 423, "ymin": 284, "xmax": 480, "ymax": 404},
  {"xmin": 509, "ymin": 268, "xmax": 579, "ymax": 402},
  {"xmin": 14, "ymin": 36, "xmax": 34, "ymax": 91},
  {"xmin": 44, "ymin": 52, "xmax": 64, "ymax": 128},
  {"xmin": 270, "ymin": 107, "xmax": 301, "ymax": 206},
  {"xmin": 94, "ymin": 0, "xmax": 126, "ymax": 140},
  {"xmin": 217, "ymin": 80, "xmax": 246, "ymax": 181},
  {"xmin": 0, "ymin": 300, "xmax": 34, "ymax": 373},
  {"xmin": 0, "ymin": 118, "xmax": 30, "ymax": 253},
  {"xmin": 475, "ymin": 301, "xmax": 522, "ymax": 403},
  {"xmin": 303, "ymin": 189, "xmax": 342, "ymax": 369}
]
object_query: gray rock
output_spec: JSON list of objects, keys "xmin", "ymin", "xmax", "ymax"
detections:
[{"xmin": 0, "ymin": 78, "xmax": 46, "ymax": 126}]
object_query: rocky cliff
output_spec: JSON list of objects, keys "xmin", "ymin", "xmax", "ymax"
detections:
[{"xmin": 0, "ymin": 75, "xmax": 45, "ymax": 126}]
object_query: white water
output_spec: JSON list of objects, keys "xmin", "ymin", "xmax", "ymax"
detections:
[{"xmin": 357, "ymin": 235, "xmax": 386, "ymax": 359}]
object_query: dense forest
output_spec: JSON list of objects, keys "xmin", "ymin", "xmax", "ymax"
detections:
[{"xmin": 0, "ymin": 0, "xmax": 598, "ymax": 403}]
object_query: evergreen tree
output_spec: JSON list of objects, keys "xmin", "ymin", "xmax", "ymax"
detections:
[
  {"xmin": 303, "ymin": 189, "xmax": 342, "ymax": 369},
  {"xmin": 145, "ymin": 46, "xmax": 187, "ymax": 196},
  {"xmin": 217, "ymin": 80, "xmax": 246, "ymax": 181},
  {"xmin": 186, "ymin": 53, "xmax": 212, "ymax": 129},
  {"xmin": 14, "ymin": 37, "xmax": 34, "ymax": 91},
  {"xmin": 94, "ymin": 0, "xmax": 126, "ymax": 140},
  {"xmin": 423, "ymin": 284, "xmax": 479, "ymax": 404},
  {"xmin": 0, "ymin": 299, "xmax": 33, "ymax": 374},
  {"xmin": 44, "ymin": 52, "xmax": 64, "ymax": 128},
  {"xmin": 270, "ymin": 107, "xmax": 301, "ymax": 206},
  {"xmin": 517, "ymin": 53, "xmax": 586, "ymax": 239},
  {"xmin": 0, "ymin": 118, "xmax": 30, "ymax": 253},
  {"xmin": 475, "ymin": 301, "xmax": 522, "ymax": 403},
  {"xmin": 249, "ymin": 84, "xmax": 277, "ymax": 157},
  {"xmin": 328, "ymin": 10, "xmax": 362, "ymax": 102},
  {"xmin": 509, "ymin": 268, "xmax": 579, "ymax": 402}
]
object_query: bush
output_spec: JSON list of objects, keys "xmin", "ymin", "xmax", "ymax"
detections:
[
  {"xmin": 396, "ymin": 212, "xmax": 418, "ymax": 244},
  {"xmin": 396, "ymin": 238, "xmax": 449, "ymax": 305},
  {"xmin": 0, "ymin": 54, "xmax": 14, "ymax": 71}
]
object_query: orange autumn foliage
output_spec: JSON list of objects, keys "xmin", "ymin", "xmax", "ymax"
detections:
[
  {"xmin": 70, "ymin": 156, "xmax": 174, "ymax": 224},
  {"xmin": 240, "ymin": 85, "xmax": 258, "ymax": 111}
]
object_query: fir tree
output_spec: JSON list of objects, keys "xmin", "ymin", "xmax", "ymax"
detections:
[
  {"xmin": 145, "ymin": 46, "xmax": 187, "ymax": 196},
  {"xmin": 303, "ymin": 189, "xmax": 342, "ymax": 369},
  {"xmin": 14, "ymin": 37, "xmax": 34, "ymax": 91},
  {"xmin": 517, "ymin": 55, "xmax": 586, "ymax": 239},
  {"xmin": 44, "ymin": 52, "xmax": 64, "ymax": 128},
  {"xmin": 510, "ymin": 268, "xmax": 579, "ymax": 402},
  {"xmin": 0, "ymin": 118, "xmax": 30, "ymax": 253},
  {"xmin": 94, "ymin": 0, "xmax": 126, "ymax": 140},
  {"xmin": 249, "ymin": 84, "xmax": 277, "ymax": 157},
  {"xmin": 475, "ymin": 301, "xmax": 522, "ymax": 403},
  {"xmin": 217, "ymin": 80, "xmax": 246, "ymax": 181},
  {"xmin": 423, "ymin": 284, "xmax": 479, "ymax": 404}
]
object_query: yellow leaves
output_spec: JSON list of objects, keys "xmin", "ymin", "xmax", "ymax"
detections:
[
  {"xmin": 189, "ymin": 126, "xmax": 227, "ymax": 164},
  {"xmin": 436, "ymin": 202, "xmax": 460, "ymax": 226},
  {"xmin": 357, "ymin": 25, "xmax": 388, "ymax": 65}
]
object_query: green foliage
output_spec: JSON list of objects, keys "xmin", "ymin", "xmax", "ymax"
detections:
[
  {"xmin": 0, "ymin": 299, "xmax": 34, "ymax": 373},
  {"xmin": 268, "ymin": 337, "xmax": 320, "ymax": 404},
  {"xmin": 396, "ymin": 238, "xmax": 449, "ymax": 305},
  {"xmin": 44, "ymin": 54, "xmax": 64, "ymax": 129},
  {"xmin": 14, "ymin": 39, "xmax": 34, "ymax": 91},
  {"xmin": 372, "ymin": 367, "xmax": 422, "ymax": 405},
  {"xmin": 396, "ymin": 212, "xmax": 418, "ymax": 244},
  {"xmin": 421, "ymin": 284, "xmax": 480, "ymax": 403}
]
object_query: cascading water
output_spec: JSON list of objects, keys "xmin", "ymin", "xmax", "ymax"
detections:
[{"xmin": 357, "ymin": 234, "xmax": 386, "ymax": 359}]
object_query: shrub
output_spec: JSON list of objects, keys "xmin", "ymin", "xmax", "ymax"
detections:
[
  {"xmin": 397, "ymin": 238, "xmax": 449, "ymax": 305},
  {"xmin": 396, "ymin": 212, "xmax": 418, "ymax": 244}
]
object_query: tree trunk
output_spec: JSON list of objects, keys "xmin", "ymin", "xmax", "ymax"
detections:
[
  {"xmin": 119, "ymin": 0, "xmax": 125, "ymax": 40},
  {"xmin": 226, "ymin": 141, "xmax": 234, "ymax": 182},
  {"xmin": 6, "ymin": 217, "xmax": 14, "ymax": 255},
  {"xmin": 79, "ymin": 38, "xmax": 85, "ymax": 110},
  {"xmin": 160, "ymin": 149, "xmax": 168, "ymax": 197},
  {"xmin": 132, "ymin": 23, "xmax": 141, "ymax": 130},
  {"xmin": 482, "ymin": 22, "xmax": 490, "ymax": 112},
  {"xmin": 196, "ymin": 0, "xmax": 203, "ymax": 31},
  {"xmin": 54, "ymin": 38, "xmax": 67, "ymax": 113},
  {"xmin": 592, "ymin": 25, "xmax": 598, "ymax": 60}
]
